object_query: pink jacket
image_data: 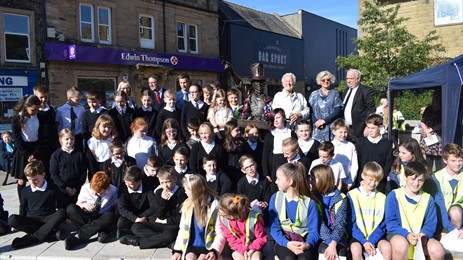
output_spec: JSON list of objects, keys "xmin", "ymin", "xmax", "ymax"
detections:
[{"xmin": 219, "ymin": 213, "xmax": 267, "ymax": 254}]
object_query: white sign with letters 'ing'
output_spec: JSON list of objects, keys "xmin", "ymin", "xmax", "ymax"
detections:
[
  {"xmin": 0, "ymin": 76, "xmax": 28, "ymax": 87},
  {"xmin": 0, "ymin": 88, "xmax": 23, "ymax": 101}
]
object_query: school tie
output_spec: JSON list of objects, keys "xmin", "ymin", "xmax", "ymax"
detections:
[
  {"xmin": 183, "ymin": 92, "xmax": 189, "ymax": 102},
  {"xmin": 94, "ymin": 196, "xmax": 102, "ymax": 213},
  {"xmin": 343, "ymin": 88, "xmax": 353, "ymax": 107},
  {"xmin": 250, "ymin": 180, "xmax": 257, "ymax": 186},
  {"xmin": 195, "ymin": 102, "xmax": 199, "ymax": 109},
  {"xmin": 155, "ymin": 91, "xmax": 161, "ymax": 104},
  {"xmin": 70, "ymin": 107, "xmax": 77, "ymax": 130}
]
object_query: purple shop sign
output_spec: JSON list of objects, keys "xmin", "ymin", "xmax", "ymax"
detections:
[{"xmin": 45, "ymin": 43, "xmax": 224, "ymax": 72}]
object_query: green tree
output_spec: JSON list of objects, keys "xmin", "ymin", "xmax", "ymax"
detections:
[{"xmin": 336, "ymin": 0, "xmax": 445, "ymax": 96}]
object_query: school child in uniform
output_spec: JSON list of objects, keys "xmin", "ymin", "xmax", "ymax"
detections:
[
  {"xmin": 181, "ymin": 84, "xmax": 209, "ymax": 140},
  {"xmin": 117, "ymin": 166, "xmax": 155, "ymax": 239},
  {"xmin": 0, "ymin": 131, "xmax": 14, "ymax": 185},
  {"xmin": 155, "ymin": 90, "xmax": 181, "ymax": 140},
  {"xmin": 385, "ymin": 161, "xmax": 445, "ymax": 259},
  {"xmin": 227, "ymin": 88, "xmax": 242, "ymax": 119},
  {"xmin": 347, "ymin": 162, "xmax": 391, "ymax": 260},
  {"xmin": 50, "ymin": 129, "xmax": 88, "ymax": 206},
  {"xmin": 268, "ymin": 162, "xmax": 320, "ymax": 259},
  {"xmin": 143, "ymin": 155, "xmax": 163, "ymax": 192},
  {"xmin": 390, "ymin": 138, "xmax": 427, "ymax": 190},
  {"xmin": 207, "ymin": 89, "xmax": 233, "ymax": 140},
  {"xmin": 133, "ymin": 90, "xmax": 157, "ymax": 137},
  {"xmin": 171, "ymin": 174, "xmax": 225, "ymax": 259},
  {"xmin": 108, "ymin": 90, "xmax": 134, "ymax": 142},
  {"xmin": 310, "ymin": 142, "xmax": 346, "ymax": 192},
  {"xmin": 8, "ymin": 160, "xmax": 66, "ymax": 249},
  {"xmin": 222, "ymin": 120, "xmax": 245, "ymax": 190},
  {"xmin": 126, "ymin": 117, "xmax": 157, "ymax": 169},
  {"xmin": 190, "ymin": 122, "xmax": 224, "ymax": 175},
  {"xmin": 274, "ymin": 137, "xmax": 311, "ymax": 171},
  {"xmin": 203, "ymin": 155, "xmax": 232, "ymax": 196},
  {"xmin": 357, "ymin": 114, "xmax": 393, "ymax": 193},
  {"xmin": 331, "ymin": 119, "xmax": 358, "ymax": 191},
  {"xmin": 185, "ymin": 118, "xmax": 201, "ymax": 149},
  {"xmin": 172, "ymin": 146, "xmax": 193, "ymax": 186},
  {"xmin": 296, "ymin": 119, "xmax": 320, "ymax": 163},
  {"xmin": 311, "ymin": 164, "xmax": 348, "ymax": 260},
  {"xmin": 123, "ymin": 165, "xmax": 187, "ymax": 248},
  {"xmin": 218, "ymin": 194, "xmax": 268, "ymax": 260},
  {"xmin": 262, "ymin": 108, "xmax": 297, "ymax": 185},
  {"xmin": 33, "ymin": 85, "xmax": 60, "ymax": 174},
  {"xmin": 82, "ymin": 89, "xmax": 107, "ymax": 151},
  {"xmin": 236, "ymin": 155, "xmax": 271, "ymax": 214},
  {"xmin": 157, "ymin": 118, "xmax": 188, "ymax": 166},
  {"xmin": 56, "ymin": 86, "xmax": 85, "ymax": 152},
  {"xmin": 242, "ymin": 123, "xmax": 264, "ymax": 175},
  {"xmin": 64, "ymin": 171, "xmax": 118, "ymax": 250},
  {"xmin": 426, "ymin": 143, "xmax": 463, "ymax": 236},
  {"xmin": 103, "ymin": 140, "xmax": 136, "ymax": 194},
  {"xmin": 11, "ymin": 95, "xmax": 41, "ymax": 198},
  {"xmin": 87, "ymin": 114, "xmax": 117, "ymax": 180}
]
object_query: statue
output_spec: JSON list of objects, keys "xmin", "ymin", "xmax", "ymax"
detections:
[{"xmin": 225, "ymin": 62, "xmax": 272, "ymax": 120}]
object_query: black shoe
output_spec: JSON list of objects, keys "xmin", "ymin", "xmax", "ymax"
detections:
[
  {"xmin": 119, "ymin": 235, "xmax": 139, "ymax": 246},
  {"xmin": 11, "ymin": 234, "xmax": 38, "ymax": 249},
  {"xmin": 116, "ymin": 228, "xmax": 131, "ymax": 239},
  {"xmin": 98, "ymin": 231, "xmax": 111, "ymax": 243},
  {"xmin": 64, "ymin": 234, "xmax": 80, "ymax": 250}
]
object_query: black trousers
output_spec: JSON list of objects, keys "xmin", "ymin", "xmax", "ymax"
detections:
[
  {"xmin": 117, "ymin": 216, "xmax": 133, "ymax": 231},
  {"xmin": 66, "ymin": 204, "xmax": 116, "ymax": 242},
  {"xmin": 132, "ymin": 222, "xmax": 179, "ymax": 249},
  {"xmin": 8, "ymin": 208, "xmax": 66, "ymax": 241},
  {"xmin": 274, "ymin": 242, "xmax": 317, "ymax": 260}
]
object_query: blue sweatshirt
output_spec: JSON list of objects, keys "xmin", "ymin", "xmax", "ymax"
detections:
[
  {"xmin": 319, "ymin": 188, "xmax": 347, "ymax": 245},
  {"xmin": 385, "ymin": 190, "xmax": 437, "ymax": 238},
  {"xmin": 268, "ymin": 193, "xmax": 320, "ymax": 248}
]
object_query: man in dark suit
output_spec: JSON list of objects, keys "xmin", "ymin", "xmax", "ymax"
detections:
[
  {"xmin": 342, "ymin": 69, "xmax": 375, "ymax": 143},
  {"xmin": 147, "ymin": 74, "xmax": 165, "ymax": 112},
  {"xmin": 175, "ymin": 73, "xmax": 190, "ymax": 111}
]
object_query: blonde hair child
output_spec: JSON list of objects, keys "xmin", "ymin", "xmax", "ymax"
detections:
[{"xmin": 218, "ymin": 194, "xmax": 268, "ymax": 260}]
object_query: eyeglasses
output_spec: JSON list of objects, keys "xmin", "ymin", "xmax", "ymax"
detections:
[
  {"xmin": 243, "ymin": 163, "xmax": 255, "ymax": 171},
  {"xmin": 321, "ymin": 79, "xmax": 331, "ymax": 83},
  {"xmin": 166, "ymin": 130, "xmax": 177, "ymax": 135}
]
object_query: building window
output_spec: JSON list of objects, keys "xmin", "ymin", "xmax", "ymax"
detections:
[
  {"xmin": 177, "ymin": 22, "xmax": 198, "ymax": 54},
  {"xmin": 77, "ymin": 77, "xmax": 116, "ymax": 109},
  {"xmin": 79, "ymin": 4, "xmax": 94, "ymax": 42},
  {"xmin": 4, "ymin": 13, "xmax": 30, "ymax": 62},
  {"xmin": 98, "ymin": 7, "xmax": 111, "ymax": 44},
  {"xmin": 188, "ymin": 25, "xmax": 198, "ymax": 54},
  {"xmin": 336, "ymin": 29, "xmax": 348, "ymax": 81},
  {"xmin": 139, "ymin": 15, "xmax": 154, "ymax": 49}
]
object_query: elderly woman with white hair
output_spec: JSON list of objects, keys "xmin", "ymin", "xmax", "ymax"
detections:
[
  {"xmin": 112, "ymin": 81, "xmax": 137, "ymax": 109},
  {"xmin": 271, "ymin": 72, "xmax": 310, "ymax": 126},
  {"xmin": 308, "ymin": 70, "xmax": 343, "ymax": 142}
]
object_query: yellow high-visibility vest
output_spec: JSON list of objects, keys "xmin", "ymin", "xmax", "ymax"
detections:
[
  {"xmin": 434, "ymin": 168, "xmax": 463, "ymax": 210},
  {"xmin": 220, "ymin": 209, "xmax": 259, "ymax": 246},
  {"xmin": 274, "ymin": 191, "xmax": 310, "ymax": 236},
  {"xmin": 348, "ymin": 188, "xmax": 385, "ymax": 240}
]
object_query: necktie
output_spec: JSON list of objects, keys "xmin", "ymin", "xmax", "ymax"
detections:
[
  {"xmin": 183, "ymin": 92, "xmax": 189, "ymax": 102},
  {"xmin": 195, "ymin": 102, "xmax": 199, "ymax": 109},
  {"xmin": 155, "ymin": 91, "xmax": 161, "ymax": 104},
  {"xmin": 343, "ymin": 88, "xmax": 353, "ymax": 107},
  {"xmin": 94, "ymin": 196, "xmax": 102, "ymax": 213},
  {"xmin": 250, "ymin": 180, "xmax": 257, "ymax": 186},
  {"xmin": 70, "ymin": 107, "xmax": 77, "ymax": 130}
]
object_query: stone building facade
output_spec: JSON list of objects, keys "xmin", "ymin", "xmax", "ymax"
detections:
[
  {"xmin": 359, "ymin": 0, "xmax": 463, "ymax": 58},
  {"xmin": 0, "ymin": 0, "xmax": 46, "ymax": 130},
  {"xmin": 45, "ymin": 0, "xmax": 222, "ymax": 106}
]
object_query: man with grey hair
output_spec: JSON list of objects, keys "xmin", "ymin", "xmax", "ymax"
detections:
[{"xmin": 342, "ymin": 69, "xmax": 375, "ymax": 142}]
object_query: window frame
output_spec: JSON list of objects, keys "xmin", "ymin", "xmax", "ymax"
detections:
[
  {"xmin": 3, "ymin": 13, "xmax": 30, "ymax": 63},
  {"xmin": 177, "ymin": 22, "xmax": 187, "ymax": 53},
  {"xmin": 139, "ymin": 14, "xmax": 155, "ymax": 49},
  {"xmin": 97, "ymin": 6, "xmax": 111, "ymax": 44},
  {"xmin": 79, "ymin": 3, "xmax": 94, "ymax": 42},
  {"xmin": 188, "ymin": 24, "xmax": 198, "ymax": 54}
]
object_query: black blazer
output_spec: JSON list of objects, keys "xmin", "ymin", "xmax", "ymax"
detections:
[
  {"xmin": 150, "ymin": 87, "xmax": 166, "ymax": 112},
  {"xmin": 342, "ymin": 84, "xmax": 375, "ymax": 139}
]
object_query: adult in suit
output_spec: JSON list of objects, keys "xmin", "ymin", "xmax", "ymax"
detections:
[
  {"xmin": 175, "ymin": 73, "xmax": 190, "ymax": 111},
  {"xmin": 147, "ymin": 74, "xmax": 165, "ymax": 112},
  {"xmin": 342, "ymin": 69, "xmax": 375, "ymax": 143}
]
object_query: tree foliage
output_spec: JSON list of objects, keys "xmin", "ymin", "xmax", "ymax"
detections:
[{"xmin": 336, "ymin": 0, "xmax": 445, "ymax": 95}]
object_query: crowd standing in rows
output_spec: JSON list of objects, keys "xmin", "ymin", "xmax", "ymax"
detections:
[{"xmin": 0, "ymin": 68, "xmax": 457, "ymax": 260}]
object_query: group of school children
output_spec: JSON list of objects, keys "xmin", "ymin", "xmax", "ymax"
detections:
[{"xmin": 1, "ymin": 81, "xmax": 463, "ymax": 260}]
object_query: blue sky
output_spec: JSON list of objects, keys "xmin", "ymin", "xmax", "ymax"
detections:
[{"xmin": 225, "ymin": 0, "xmax": 359, "ymax": 29}]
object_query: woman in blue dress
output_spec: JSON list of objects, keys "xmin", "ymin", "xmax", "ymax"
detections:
[{"xmin": 308, "ymin": 71, "xmax": 343, "ymax": 142}]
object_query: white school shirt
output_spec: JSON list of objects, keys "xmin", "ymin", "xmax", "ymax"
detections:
[
  {"xmin": 21, "ymin": 114, "xmax": 39, "ymax": 141},
  {"xmin": 87, "ymin": 136, "xmax": 112, "ymax": 162},
  {"xmin": 310, "ymin": 158, "xmax": 346, "ymax": 185},
  {"xmin": 126, "ymin": 135, "xmax": 157, "ymax": 169},
  {"xmin": 332, "ymin": 139, "xmax": 358, "ymax": 185}
]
